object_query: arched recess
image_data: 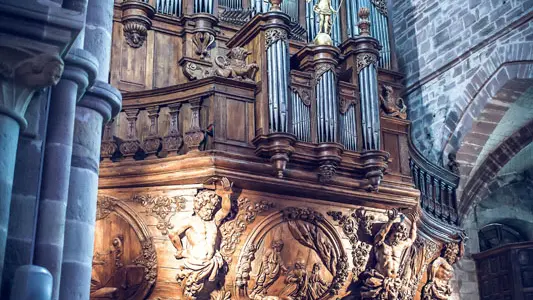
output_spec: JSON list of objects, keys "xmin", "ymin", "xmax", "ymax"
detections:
[
  {"xmin": 233, "ymin": 207, "xmax": 348, "ymax": 299},
  {"xmin": 441, "ymin": 42, "xmax": 533, "ymax": 159},
  {"xmin": 93, "ymin": 195, "xmax": 157, "ymax": 300},
  {"xmin": 457, "ymin": 119, "xmax": 533, "ymax": 222},
  {"xmin": 478, "ymin": 223, "xmax": 526, "ymax": 252}
]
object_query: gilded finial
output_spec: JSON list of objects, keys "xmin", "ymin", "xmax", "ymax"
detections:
[
  {"xmin": 358, "ymin": 7, "xmax": 371, "ymax": 36},
  {"xmin": 266, "ymin": 0, "xmax": 282, "ymax": 11}
]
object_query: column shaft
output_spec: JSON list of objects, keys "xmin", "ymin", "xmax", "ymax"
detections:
[{"xmin": 0, "ymin": 114, "xmax": 21, "ymax": 280}]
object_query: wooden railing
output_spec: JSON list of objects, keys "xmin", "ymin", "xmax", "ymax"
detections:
[{"xmin": 408, "ymin": 137, "xmax": 460, "ymax": 225}]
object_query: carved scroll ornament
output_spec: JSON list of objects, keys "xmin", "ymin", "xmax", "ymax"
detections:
[
  {"xmin": 265, "ymin": 28, "xmax": 288, "ymax": 48},
  {"xmin": 132, "ymin": 194, "xmax": 186, "ymax": 235}
]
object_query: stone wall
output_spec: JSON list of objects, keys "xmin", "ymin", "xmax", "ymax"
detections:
[
  {"xmin": 452, "ymin": 175, "xmax": 533, "ymax": 299},
  {"xmin": 391, "ymin": 0, "xmax": 533, "ymax": 163}
]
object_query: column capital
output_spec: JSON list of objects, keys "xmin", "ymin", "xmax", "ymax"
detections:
[
  {"xmin": 78, "ymin": 81, "xmax": 122, "ymax": 123},
  {"xmin": 0, "ymin": 49, "xmax": 64, "ymax": 129},
  {"xmin": 62, "ymin": 48, "xmax": 99, "ymax": 101}
]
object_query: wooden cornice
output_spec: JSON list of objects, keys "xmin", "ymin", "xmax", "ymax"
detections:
[{"xmin": 99, "ymin": 150, "xmax": 419, "ymax": 209}]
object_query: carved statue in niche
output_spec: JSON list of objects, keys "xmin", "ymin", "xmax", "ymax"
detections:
[
  {"xmin": 422, "ymin": 241, "xmax": 463, "ymax": 300},
  {"xmin": 168, "ymin": 177, "xmax": 233, "ymax": 299},
  {"xmin": 238, "ymin": 207, "xmax": 348, "ymax": 300},
  {"xmin": 379, "ymin": 85, "xmax": 407, "ymax": 120},
  {"xmin": 249, "ymin": 239, "xmax": 288, "ymax": 299},
  {"xmin": 360, "ymin": 208, "xmax": 420, "ymax": 300},
  {"xmin": 215, "ymin": 47, "xmax": 258, "ymax": 82}
]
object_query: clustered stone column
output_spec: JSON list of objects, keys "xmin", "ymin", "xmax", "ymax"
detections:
[
  {"xmin": 0, "ymin": 49, "xmax": 64, "ymax": 290},
  {"xmin": 58, "ymin": 0, "xmax": 122, "ymax": 299},
  {"xmin": 33, "ymin": 49, "xmax": 98, "ymax": 300}
]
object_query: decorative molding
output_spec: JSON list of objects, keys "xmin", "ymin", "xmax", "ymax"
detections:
[
  {"xmin": 235, "ymin": 244, "xmax": 257, "ymax": 288},
  {"xmin": 162, "ymin": 103, "xmax": 183, "ymax": 155},
  {"xmin": 220, "ymin": 198, "xmax": 273, "ymax": 262},
  {"xmin": 183, "ymin": 61, "xmax": 215, "ymax": 81},
  {"xmin": 121, "ymin": 0, "xmax": 154, "ymax": 49},
  {"xmin": 265, "ymin": 28, "xmax": 288, "ymax": 48},
  {"xmin": 132, "ymin": 194, "xmax": 186, "ymax": 235}
]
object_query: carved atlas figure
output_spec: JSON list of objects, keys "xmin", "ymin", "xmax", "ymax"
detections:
[
  {"xmin": 168, "ymin": 177, "xmax": 233, "ymax": 299},
  {"xmin": 422, "ymin": 240, "xmax": 464, "ymax": 300},
  {"xmin": 361, "ymin": 208, "xmax": 420, "ymax": 300}
]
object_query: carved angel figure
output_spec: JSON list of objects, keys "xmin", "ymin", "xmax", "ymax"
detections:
[
  {"xmin": 249, "ymin": 239, "xmax": 288, "ymax": 299},
  {"xmin": 306, "ymin": 0, "xmax": 337, "ymax": 37},
  {"xmin": 360, "ymin": 208, "xmax": 419, "ymax": 300},
  {"xmin": 379, "ymin": 85, "xmax": 407, "ymax": 120},
  {"xmin": 168, "ymin": 177, "xmax": 233, "ymax": 299},
  {"xmin": 215, "ymin": 47, "xmax": 258, "ymax": 81}
]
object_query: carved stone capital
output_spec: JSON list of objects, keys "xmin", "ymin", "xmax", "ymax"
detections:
[
  {"xmin": 121, "ymin": 0, "xmax": 155, "ymax": 48},
  {"xmin": 356, "ymin": 53, "xmax": 378, "ymax": 74},
  {"xmin": 0, "ymin": 49, "xmax": 64, "ymax": 128},
  {"xmin": 265, "ymin": 28, "xmax": 288, "ymax": 48}
]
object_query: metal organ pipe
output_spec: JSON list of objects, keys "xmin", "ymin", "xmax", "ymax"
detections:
[{"xmin": 266, "ymin": 33, "xmax": 290, "ymax": 133}]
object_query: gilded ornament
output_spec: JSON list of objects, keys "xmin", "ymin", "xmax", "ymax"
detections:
[
  {"xmin": 371, "ymin": 0, "xmax": 388, "ymax": 16},
  {"xmin": 305, "ymin": 0, "xmax": 343, "ymax": 45}
]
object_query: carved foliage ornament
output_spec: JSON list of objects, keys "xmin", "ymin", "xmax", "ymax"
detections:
[
  {"xmin": 133, "ymin": 238, "xmax": 158, "ymax": 284},
  {"xmin": 96, "ymin": 196, "xmax": 118, "ymax": 220},
  {"xmin": 315, "ymin": 63, "xmax": 335, "ymax": 81},
  {"xmin": 133, "ymin": 194, "xmax": 186, "ymax": 235},
  {"xmin": 265, "ymin": 28, "xmax": 288, "ymax": 48},
  {"xmin": 193, "ymin": 31, "xmax": 215, "ymax": 59},
  {"xmin": 371, "ymin": 0, "xmax": 388, "ymax": 16},
  {"xmin": 220, "ymin": 198, "xmax": 273, "ymax": 262},
  {"xmin": 356, "ymin": 53, "xmax": 378, "ymax": 74},
  {"xmin": 339, "ymin": 96, "xmax": 357, "ymax": 114}
]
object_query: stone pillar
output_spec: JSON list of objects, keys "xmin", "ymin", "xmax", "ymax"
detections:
[
  {"xmin": 33, "ymin": 49, "xmax": 97, "ymax": 300},
  {"xmin": 59, "ymin": 81, "xmax": 121, "ymax": 300},
  {"xmin": 84, "ymin": 0, "xmax": 114, "ymax": 82},
  {"xmin": 0, "ymin": 50, "xmax": 64, "ymax": 289}
]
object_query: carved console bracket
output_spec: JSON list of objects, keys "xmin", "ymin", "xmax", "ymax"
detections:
[
  {"xmin": 360, "ymin": 150, "xmax": 389, "ymax": 191},
  {"xmin": 252, "ymin": 133, "xmax": 297, "ymax": 178},
  {"xmin": 316, "ymin": 143, "xmax": 344, "ymax": 183},
  {"xmin": 121, "ymin": 0, "xmax": 155, "ymax": 48}
]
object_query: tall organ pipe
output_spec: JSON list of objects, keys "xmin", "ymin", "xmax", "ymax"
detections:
[
  {"xmin": 316, "ymin": 70, "xmax": 338, "ymax": 143},
  {"xmin": 359, "ymin": 62, "xmax": 380, "ymax": 150}
]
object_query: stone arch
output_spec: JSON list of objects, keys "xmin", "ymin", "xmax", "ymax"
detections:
[
  {"xmin": 234, "ymin": 207, "xmax": 348, "ymax": 299},
  {"xmin": 457, "ymin": 120, "xmax": 533, "ymax": 222}
]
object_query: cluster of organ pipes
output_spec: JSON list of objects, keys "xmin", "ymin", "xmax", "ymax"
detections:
[
  {"xmin": 267, "ymin": 36, "xmax": 291, "ymax": 133},
  {"xmin": 346, "ymin": 0, "xmax": 391, "ymax": 68},
  {"xmin": 195, "ymin": 0, "xmax": 214, "ymax": 13},
  {"xmin": 316, "ymin": 70, "xmax": 339, "ymax": 143},
  {"xmin": 290, "ymin": 91, "xmax": 312, "ymax": 142},
  {"xmin": 219, "ymin": 0, "xmax": 242, "ymax": 9},
  {"xmin": 340, "ymin": 105, "xmax": 357, "ymax": 151},
  {"xmin": 156, "ymin": 0, "xmax": 182, "ymax": 16},
  {"xmin": 250, "ymin": 0, "xmax": 299, "ymax": 21},
  {"xmin": 359, "ymin": 62, "xmax": 381, "ymax": 150}
]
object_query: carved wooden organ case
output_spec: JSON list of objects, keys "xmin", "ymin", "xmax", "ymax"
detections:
[{"xmin": 96, "ymin": 0, "xmax": 465, "ymax": 299}]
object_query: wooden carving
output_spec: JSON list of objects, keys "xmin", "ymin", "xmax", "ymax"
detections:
[
  {"xmin": 422, "ymin": 241, "xmax": 463, "ymax": 300},
  {"xmin": 215, "ymin": 48, "xmax": 258, "ymax": 82},
  {"xmin": 236, "ymin": 207, "xmax": 348, "ymax": 299},
  {"xmin": 360, "ymin": 208, "xmax": 420, "ymax": 300},
  {"xmin": 132, "ymin": 194, "xmax": 186, "ymax": 235},
  {"xmin": 379, "ymin": 85, "xmax": 407, "ymax": 120},
  {"xmin": 168, "ymin": 177, "xmax": 233, "ymax": 299},
  {"xmin": 92, "ymin": 195, "xmax": 157, "ymax": 300}
]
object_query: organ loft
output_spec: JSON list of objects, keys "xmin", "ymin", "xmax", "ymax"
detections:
[{"xmin": 10, "ymin": 0, "xmax": 521, "ymax": 298}]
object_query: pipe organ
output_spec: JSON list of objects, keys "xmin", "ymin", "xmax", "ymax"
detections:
[{"xmin": 99, "ymin": 0, "xmax": 464, "ymax": 299}]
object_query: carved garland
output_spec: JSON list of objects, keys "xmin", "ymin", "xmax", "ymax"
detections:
[
  {"xmin": 220, "ymin": 198, "xmax": 274, "ymax": 262},
  {"xmin": 327, "ymin": 208, "xmax": 375, "ymax": 281},
  {"xmin": 356, "ymin": 53, "xmax": 378, "ymax": 74},
  {"xmin": 133, "ymin": 238, "xmax": 158, "ymax": 285},
  {"xmin": 132, "ymin": 194, "xmax": 186, "ymax": 235},
  {"xmin": 265, "ymin": 28, "xmax": 288, "ymax": 48}
]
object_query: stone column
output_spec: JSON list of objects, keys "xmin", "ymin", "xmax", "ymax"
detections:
[
  {"xmin": 0, "ymin": 50, "xmax": 64, "ymax": 287},
  {"xmin": 59, "ymin": 81, "xmax": 121, "ymax": 300},
  {"xmin": 33, "ymin": 49, "xmax": 97, "ymax": 300}
]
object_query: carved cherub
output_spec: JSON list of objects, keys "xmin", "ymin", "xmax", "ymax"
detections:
[
  {"xmin": 379, "ymin": 85, "xmax": 407, "ymax": 120},
  {"xmin": 215, "ymin": 47, "xmax": 258, "ymax": 81},
  {"xmin": 168, "ymin": 177, "xmax": 233, "ymax": 299},
  {"xmin": 360, "ymin": 208, "xmax": 420, "ymax": 300}
]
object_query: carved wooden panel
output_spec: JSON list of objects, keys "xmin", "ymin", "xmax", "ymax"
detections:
[{"xmin": 92, "ymin": 196, "xmax": 157, "ymax": 300}]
